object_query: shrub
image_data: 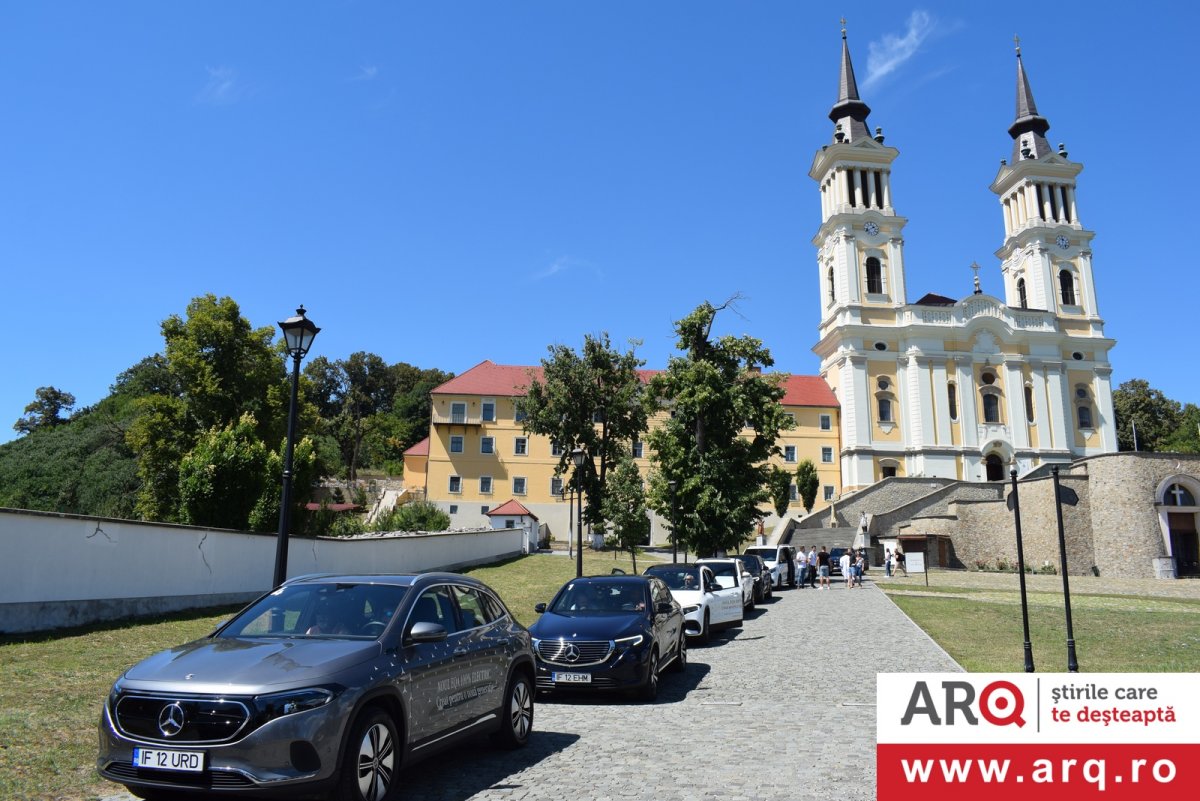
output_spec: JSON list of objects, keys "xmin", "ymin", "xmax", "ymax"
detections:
[{"xmin": 372, "ymin": 500, "xmax": 449, "ymax": 532}]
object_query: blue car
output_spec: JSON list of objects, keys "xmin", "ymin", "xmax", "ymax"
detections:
[{"xmin": 529, "ymin": 575, "xmax": 686, "ymax": 701}]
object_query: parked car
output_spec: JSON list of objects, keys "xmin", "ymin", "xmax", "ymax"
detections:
[
  {"xmin": 529, "ymin": 575, "xmax": 685, "ymax": 701},
  {"xmin": 98, "ymin": 573, "xmax": 535, "ymax": 801},
  {"xmin": 742, "ymin": 545, "xmax": 797, "ymax": 589},
  {"xmin": 696, "ymin": 558, "xmax": 756, "ymax": 610},
  {"xmin": 643, "ymin": 562, "xmax": 743, "ymax": 643},
  {"xmin": 732, "ymin": 553, "xmax": 772, "ymax": 603}
]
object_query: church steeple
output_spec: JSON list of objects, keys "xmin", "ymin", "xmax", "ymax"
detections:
[
  {"xmin": 1008, "ymin": 38, "xmax": 1053, "ymax": 162},
  {"xmin": 829, "ymin": 21, "xmax": 872, "ymax": 145}
]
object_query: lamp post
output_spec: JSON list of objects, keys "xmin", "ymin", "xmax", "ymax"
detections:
[
  {"xmin": 571, "ymin": 447, "xmax": 587, "ymax": 578},
  {"xmin": 668, "ymin": 480, "xmax": 678, "ymax": 563},
  {"xmin": 273, "ymin": 306, "xmax": 320, "ymax": 588},
  {"xmin": 1051, "ymin": 466, "xmax": 1080, "ymax": 672},
  {"xmin": 1008, "ymin": 468, "xmax": 1035, "ymax": 672}
]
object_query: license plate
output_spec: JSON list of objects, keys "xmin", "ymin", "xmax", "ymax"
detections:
[
  {"xmin": 552, "ymin": 671, "xmax": 591, "ymax": 684},
  {"xmin": 133, "ymin": 746, "xmax": 205, "ymax": 772}
]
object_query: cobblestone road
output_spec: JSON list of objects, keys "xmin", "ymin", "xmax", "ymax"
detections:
[{"xmin": 101, "ymin": 577, "xmax": 962, "ymax": 801}]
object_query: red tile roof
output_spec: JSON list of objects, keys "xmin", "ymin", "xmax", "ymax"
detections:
[
  {"xmin": 432, "ymin": 361, "xmax": 542, "ymax": 397},
  {"xmin": 779, "ymin": 375, "xmax": 839, "ymax": 408},
  {"xmin": 485, "ymin": 499, "xmax": 538, "ymax": 520},
  {"xmin": 404, "ymin": 437, "xmax": 429, "ymax": 456},
  {"xmin": 432, "ymin": 361, "xmax": 836, "ymax": 407}
]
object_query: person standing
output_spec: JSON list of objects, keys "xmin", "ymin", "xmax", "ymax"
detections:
[
  {"xmin": 839, "ymin": 549, "xmax": 852, "ymax": 587},
  {"xmin": 885, "ymin": 549, "xmax": 893, "ymax": 578},
  {"xmin": 853, "ymin": 550, "xmax": 866, "ymax": 587},
  {"xmin": 817, "ymin": 546, "xmax": 831, "ymax": 590},
  {"xmin": 895, "ymin": 547, "xmax": 907, "ymax": 577},
  {"xmin": 806, "ymin": 546, "xmax": 818, "ymax": 588}
]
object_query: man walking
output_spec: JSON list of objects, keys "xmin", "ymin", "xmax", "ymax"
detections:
[{"xmin": 839, "ymin": 549, "xmax": 852, "ymax": 587}]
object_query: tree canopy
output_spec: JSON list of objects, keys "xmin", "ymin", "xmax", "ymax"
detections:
[
  {"xmin": 1113, "ymin": 378, "xmax": 1195, "ymax": 453},
  {"xmin": 13, "ymin": 386, "xmax": 76, "ymax": 435},
  {"xmin": 644, "ymin": 301, "xmax": 792, "ymax": 557}
]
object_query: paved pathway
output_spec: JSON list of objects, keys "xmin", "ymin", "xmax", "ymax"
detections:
[{"xmin": 100, "ymin": 577, "xmax": 961, "ymax": 801}]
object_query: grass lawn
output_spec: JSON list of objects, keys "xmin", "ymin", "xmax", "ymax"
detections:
[{"xmin": 881, "ymin": 578, "xmax": 1200, "ymax": 672}]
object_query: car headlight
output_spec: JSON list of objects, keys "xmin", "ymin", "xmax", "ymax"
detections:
[
  {"xmin": 682, "ymin": 605, "xmax": 699, "ymax": 615},
  {"xmin": 614, "ymin": 634, "xmax": 644, "ymax": 648},
  {"xmin": 255, "ymin": 688, "xmax": 336, "ymax": 723}
]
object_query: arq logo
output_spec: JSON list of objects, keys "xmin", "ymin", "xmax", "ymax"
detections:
[{"xmin": 900, "ymin": 680, "xmax": 1025, "ymax": 727}]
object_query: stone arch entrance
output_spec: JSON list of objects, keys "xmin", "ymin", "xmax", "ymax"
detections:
[{"xmin": 1158, "ymin": 476, "xmax": 1200, "ymax": 577}]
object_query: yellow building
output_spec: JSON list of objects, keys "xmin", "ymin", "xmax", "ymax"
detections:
[{"xmin": 405, "ymin": 360, "xmax": 841, "ymax": 543}]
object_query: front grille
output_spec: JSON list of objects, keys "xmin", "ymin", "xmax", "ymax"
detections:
[
  {"xmin": 103, "ymin": 761, "xmax": 256, "ymax": 788},
  {"xmin": 115, "ymin": 694, "xmax": 251, "ymax": 744},
  {"xmin": 535, "ymin": 639, "xmax": 613, "ymax": 666}
]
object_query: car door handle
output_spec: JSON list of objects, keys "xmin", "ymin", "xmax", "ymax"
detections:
[{"xmin": 453, "ymin": 647, "xmax": 469, "ymax": 658}]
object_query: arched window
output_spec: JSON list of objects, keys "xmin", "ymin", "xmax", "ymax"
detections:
[
  {"xmin": 1017, "ymin": 277, "xmax": 1028, "ymax": 309},
  {"xmin": 1059, "ymin": 269, "xmax": 1077, "ymax": 306},
  {"xmin": 1166, "ymin": 483, "xmax": 1197, "ymax": 507},
  {"xmin": 947, "ymin": 382, "xmax": 958, "ymax": 421},
  {"xmin": 866, "ymin": 257, "xmax": 883, "ymax": 294},
  {"xmin": 1075, "ymin": 385, "xmax": 1094, "ymax": 429},
  {"xmin": 983, "ymin": 394, "xmax": 1001, "ymax": 423},
  {"xmin": 878, "ymin": 397, "xmax": 893, "ymax": 423},
  {"xmin": 827, "ymin": 266, "xmax": 836, "ymax": 303},
  {"xmin": 1024, "ymin": 385, "xmax": 1035, "ymax": 423}
]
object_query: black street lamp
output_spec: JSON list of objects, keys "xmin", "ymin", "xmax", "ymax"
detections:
[
  {"xmin": 273, "ymin": 306, "xmax": 320, "ymax": 588},
  {"xmin": 668, "ymin": 479, "xmax": 678, "ymax": 563},
  {"xmin": 571, "ymin": 447, "xmax": 587, "ymax": 578},
  {"xmin": 1051, "ymin": 466, "xmax": 1080, "ymax": 672},
  {"xmin": 1008, "ymin": 469, "xmax": 1035, "ymax": 672}
]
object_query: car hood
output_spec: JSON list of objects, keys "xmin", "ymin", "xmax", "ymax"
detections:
[
  {"xmin": 120, "ymin": 637, "xmax": 381, "ymax": 692},
  {"xmin": 667, "ymin": 589, "xmax": 703, "ymax": 606},
  {"xmin": 529, "ymin": 612, "xmax": 644, "ymax": 642}
]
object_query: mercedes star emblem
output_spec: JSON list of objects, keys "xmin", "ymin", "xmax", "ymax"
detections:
[{"xmin": 158, "ymin": 702, "xmax": 186, "ymax": 737}]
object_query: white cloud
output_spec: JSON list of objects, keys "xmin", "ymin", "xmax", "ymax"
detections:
[
  {"xmin": 533, "ymin": 257, "xmax": 573, "ymax": 280},
  {"xmin": 196, "ymin": 66, "xmax": 240, "ymax": 105},
  {"xmin": 863, "ymin": 10, "xmax": 936, "ymax": 90},
  {"xmin": 351, "ymin": 66, "xmax": 379, "ymax": 82}
]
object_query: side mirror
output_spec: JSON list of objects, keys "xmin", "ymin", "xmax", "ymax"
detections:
[
  {"xmin": 534, "ymin": 603, "xmax": 547, "ymax": 614},
  {"xmin": 656, "ymin": 601, "xmax": 674, "ymax": 614},
  {"xmin": 406, "ymin": 621, "xmax": 448, "ymax": 645}
]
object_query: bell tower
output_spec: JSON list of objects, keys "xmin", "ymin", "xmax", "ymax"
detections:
[{"xmin": 810, "ymin": 23, "xmax": 909, "ymax": 335}]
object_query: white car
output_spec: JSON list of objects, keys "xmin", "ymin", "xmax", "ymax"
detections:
[
  {"xmin": 743, "ymin": 544, "xmax": 797, "ymax": 589},
  {"xmin": 643, "ymin": 563, "xmax": 742, "ymax": 644},
  {"xmin": 696, "ymin": 558, "xmax": 756, "ymax": 611}
]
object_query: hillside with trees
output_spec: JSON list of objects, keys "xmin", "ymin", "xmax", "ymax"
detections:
[{"xmin": 0, "ymin": 294, "xmax": 451, "ymax": 529}]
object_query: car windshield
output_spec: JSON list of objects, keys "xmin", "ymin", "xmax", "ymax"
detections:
[
  {"xmin": 220, "ymin": 583, "xmax": 410, "ymax": 639},
  {"xmin": 646, "ymin": 567, "xmax": 702, "ymax": 591},
  {"xmin": 703, "ymin": 562, "xmax": 738, "ymax": 588},
  {"xmin": 548, "ymin": 581, "xmax": 645, "ymax": 616},
  {"xmin": 745, "ymin": 549, "xmax": 774, "ymax": 562}
]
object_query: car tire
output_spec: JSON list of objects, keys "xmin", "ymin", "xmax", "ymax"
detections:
[
  {"xmin": 699, "ymin": 610, "xmax": 711, "ymax": 645},
  {"xmin": 337, "ymin": 707, "xmax": 400, "ymax": 801},
  {"xmin": 669, "ymin": 633, "xmax": 687, "ymax": 673},
  {"xmin": 638, "ymin": 649, "xmax": 660, "ymax": 702},
  {"xmin": 492, "ymin": 671, "xmax": 534, "ymax": 749}
]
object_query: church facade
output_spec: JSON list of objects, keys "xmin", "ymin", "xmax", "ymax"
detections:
[{"xmin": 810, "ymin": 34, "xmax": 1118, "ymax": 492}]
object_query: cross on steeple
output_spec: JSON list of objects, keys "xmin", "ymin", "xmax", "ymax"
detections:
[
  {"xmin": 971, "ymin": 262, "xmax": 982, "ymax": 295},
  {"xmin": 1014, "ymin": 34, "xmax": 1021, "ymax": 55}
]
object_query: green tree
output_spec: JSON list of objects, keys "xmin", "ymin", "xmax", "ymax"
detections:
[
  {"xmin": 178, "ymin": 414, "xmax": 271, "ymax": 530},
  {"xmin": 644, "ymin": 301, "xmax": 793, "ymax": 557},
  {"xmin": 767, "ymin": 465, "xmax": 792, "ymax": 518},
  {"xmin": 601, "ymin": 456, "xmax": 651, "ymax": 573},
  {"xmin": 520, "ymin": 333, "xmax": 648, "ymax": 529},
  {"xmin": 1113, "ymin": 379, "xmax": 1182, "ymax": 452},
  {"xmin": 13, "ymin": 386, "xmax": 76, "ymax": 435},
  {"xmin": 372, "ymin": 500, "xmax": 450, "ymax": 532},
  {"xmin": 794, "ymin": 458, "xmax": 819, "ymax": 513},
  {"xmin": 1161, "ymin": 403, "xmax": 1200, "ymax": 453},
  {"xmin": 126, "ymin": 395, "xmax": 191, "ymax": 521}
]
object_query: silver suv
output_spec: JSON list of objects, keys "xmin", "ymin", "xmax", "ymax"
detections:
[{"xmin": 97, "ymin": 573, "xmax": 535, "ymax": 801}]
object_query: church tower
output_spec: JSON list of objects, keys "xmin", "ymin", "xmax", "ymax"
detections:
[
  {"xmin": 812, "ymin": 32, "xmax": 1117, "ymax": 492},
  {"xmin": 990, "ymin": 41, "xmax": 1118, "ymax": 457}
]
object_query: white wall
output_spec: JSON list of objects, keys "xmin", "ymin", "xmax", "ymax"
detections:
[{"xmin": 0, "ymin": 509, "xmax": 526, "ymax": 634}]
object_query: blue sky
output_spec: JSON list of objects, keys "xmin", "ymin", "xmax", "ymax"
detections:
[{"xmin": 2, "ymin": 1, "xmax": 1194, "ymax": 443}]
